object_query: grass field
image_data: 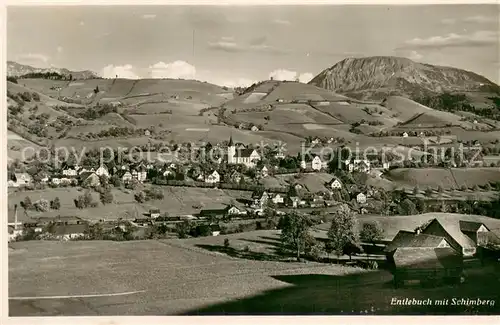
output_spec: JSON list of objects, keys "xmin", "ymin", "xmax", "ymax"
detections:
[
  {"xmin": 384, "ymin": 167, "xmax": 500, "ymax": 190},
  {"xmin": 8, "ymin": 239, "xmax": 363, "ymax": 316},
  {"xmin": 7, "ymin": 186, "xmax": 250, "ymax": 223},
  {"xmin": 9, "ymin": 233, "xmax": 500, "ymax": 315}
]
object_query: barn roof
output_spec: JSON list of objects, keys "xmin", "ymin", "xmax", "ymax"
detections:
[
  {"xmin": 52, "ymin": 224, "xmax": 88, "ymax": 235},
  {"xmin": 393, "ymin": 247, "xmax": 462, "ymax": 270},
  {"xmin": 385, "ymin": 231, "xmax": 446, "ymax": 253},
  {"xmin": 459, "ymin": 220, "xmax": 488, "ymax": 233},
  {"xmin": 423, "ymin": 218, "xmax": 476, "ymax": 250}
]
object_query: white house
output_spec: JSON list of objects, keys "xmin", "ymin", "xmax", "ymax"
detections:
[
  {"xmin": 346, "ymin": 159, "xmax": 371, "ymax": 173},
  {"xmin": 402, "ymin": 132, "xmax": 409, "ymax": 138},
  {"xmin": 95, "ymin": 165, "xmax": 110, "ymax": 178},
  {"xmin": 51, "ymin": 177, "xmax": 61, "ymax": 185},
  {"xmin": 356, "ymin": 193, "xmax": 367, "ymax": 204},
  {"xmin": 205, "ymin": 170, "xmax": 220, "ymax": 184},
  {"xmin": 330, "ymin": 179, "xmax": 342, "ymax": 189},
  {"xmin": 121, "ymin": 171, "xmax": 133, "ymax": 183},
  {"xmin": 312, "ymin": 156, "xmax": 323, "ymax": 171},
  {"xmin": 271, "ymin": 193, "xmax": 285, "ymax": 205},
  {"xmin": 382, "ymin": 162, "xmax": 391, "ymax": 170},
  {"xmin": 251, "ymin": 125, "xmax": 260, "ymax": 132},
  {"xmin": 62, "ymin": 168, "xmax": 78, "ymax": 177},
  {"xmin": 300, "ymin": 160, "xmax": 307, "ymax": 169}
]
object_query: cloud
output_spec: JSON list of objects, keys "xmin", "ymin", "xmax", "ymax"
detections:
[
  {"xmin": 141, "ymin": 14, "xmax": 157, "ymax": 20},
  {"xmin": 402, "ymin": 30, "xmax": 498, "ymax": 50},
  {"xmin": 57, "ymin": 46, "xmax": 63, "ymax": 54},
  {"xmin": 464, "ymin": 15, "xmax": 497, "ymax": 24},
  {"xmin": 409, "ymin": 50, "xmax": 423, "ymax": 61},
  {"xmin": 208, "ymin": 37, "xmax": 289, "ymax": 55},
  {"xmin": 207, "ymin": 41, "xmax": 241, "ymax": 53},
  {"xmin": 273, "ymin": 19, "xmax": 291, "ymax": 25},
  {"xmin": 298, "ymin": 72, "xmax": 313, "ymax": 83},
  {"xmin": 101, "ymin": 64, "xmax": 140, "ymax": 79},
  {"xmin": 221, "ymin": 36, "xmax": 234, "ymax": 42},
  {"xmin": 269, "ymin": 69, "xmax": 313, "ymax": 83},
  {"xmin": 149, "ymin": 61, "xmax": 196, "ymax": 79},
  {"xmin": 442, "ymin": 15, "xmax": 497, "ymax": 25}
]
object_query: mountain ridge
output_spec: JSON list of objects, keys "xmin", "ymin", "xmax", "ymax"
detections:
[
  {"xmin": 308, "ymin": 56, "xmax": 500, "ymax": 101},
  {"xmin": 7, "ymin": 61, "xmax": 99, "ymax": 80}
]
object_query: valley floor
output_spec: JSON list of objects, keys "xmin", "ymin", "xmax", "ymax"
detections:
[{"xmin": 8, "ymin": 231, "xmax": 500, "ymax": 316}]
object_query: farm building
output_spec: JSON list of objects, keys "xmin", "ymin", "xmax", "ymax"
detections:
[
  {"xmin": 251, "ymin": 125, "xmax": 260, "ymax": 132},
  {"xmin": 51, "ymin": 224, "xmax": 89, "ymax": 241},
  {"xmin": 149, "ymin": 209, "xmax": 161, "ymax": 218},
  {"xmin": 417, "ymin": 218, "xmax": 492, "ymax": 256},
  {"xmin": 210, "ymin": 224, "xmax": 221, "ymax": 236},
  {"xmin": 120, "ymin": 171, "xmax": 133, "ymax": 183},
  {"xmin": 385, "ymin": 230, "xmax": 464, "ymax": 287}
]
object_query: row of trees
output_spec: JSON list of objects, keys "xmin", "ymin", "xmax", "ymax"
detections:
[
  {"xmin": 280, "ymin": 205, "xmax": 383, "ymax": 263},
  {"xmin": 20, "ymin": 196, "xmax": 60, "ymax": 211}
]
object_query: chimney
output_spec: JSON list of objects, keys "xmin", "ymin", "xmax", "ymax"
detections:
[{"xmin": 14, "ymin": 204, "xmax": 18, "ymax": 231}]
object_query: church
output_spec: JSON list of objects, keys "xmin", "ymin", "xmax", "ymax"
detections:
[{"xmin": 227, "ymin": 136, "xmax": 261, "ymax": 168}]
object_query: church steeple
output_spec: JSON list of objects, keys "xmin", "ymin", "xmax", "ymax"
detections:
[{"xmin": 228, "ymin": 134, "xmax": 234, "ymax": 146}]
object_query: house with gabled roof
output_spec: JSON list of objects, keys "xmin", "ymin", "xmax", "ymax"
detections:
[
  {"xmin": 384, "ymin": 229, "xmax": 463, "ymax": 287},
  {"xmin": 329, "ymin": 178, "xmax": 342, "ymax": 190},
  {"xmin": 95, "ymin": 165, "xmax": 110, "ymax": 178},
  {"xmin": 205, "ymin": 170, "xmax": 220, "ymax": 184},
  {"xmin": 79, "ymin": 172, "xmax": 100, "ymax": 187}
]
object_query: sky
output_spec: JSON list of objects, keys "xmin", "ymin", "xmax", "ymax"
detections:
[{"xmin": 7, "ymin": 5, "xmax": 500, "ymax": 87}]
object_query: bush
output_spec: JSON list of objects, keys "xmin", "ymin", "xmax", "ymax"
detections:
[
  {"xmin": 32, "ymin": 92, "xmax": 40, "ymax": 101},
  {"xmin": 224, "ymin": 238, "xmax": 230, "ymax": 249},
  {"xmin": 243, "ymin": 245, "xmax": 250, "ymax": 252}
]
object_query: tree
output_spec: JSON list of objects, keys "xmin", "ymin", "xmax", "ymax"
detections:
[
  {"xmin": 413, "ymin": 186, "xmax": 420, "ymax": 195},
  {"xmin": 134, "ymin": 191, "xmax": 146, "ymax": 203},
  {"xmin": 425, "ymin": 187, "xmax": 434, "ymax": 197},
  {"xmin": 224, "ymin": 238, "xmax": 230, "ymax": 250},
  {"xmin": 398, "ymin": 198, "xmax": 418, "ymax": 215},
  {"xmin": 359, "ymin": 221, "xmax": 384, "ymax": 261},
  {"xmin": 21, "ymin": 196, "xmax": 33, "ymax": 210},
  {"xmin": 324, "ymin": 241, "xmax": 334, "ymax": 264},
  {"xmin": 175, "ymin": 220, "xmax": 191, "ymax": 239},
  {"xmin": 327, "ymin": 205, "xmax": 359, "ymax": 263},
  {"xmin": 33, "ymin": 199, "xmax": 50, "ymax": 212},
  {"xmin": 50, "ymin": 197, "xmax": 61, "ymax": 210},
  {"xmin": 279, "ymin": 211, "xmax": 313, "ymax": 261},
  {"xmin": 100, "ymin": 189, "xmax": 113, "ymax": 205},
  {"xmin": 437, "ymin": 185, "xmax": 444, "ymax": 194}
]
